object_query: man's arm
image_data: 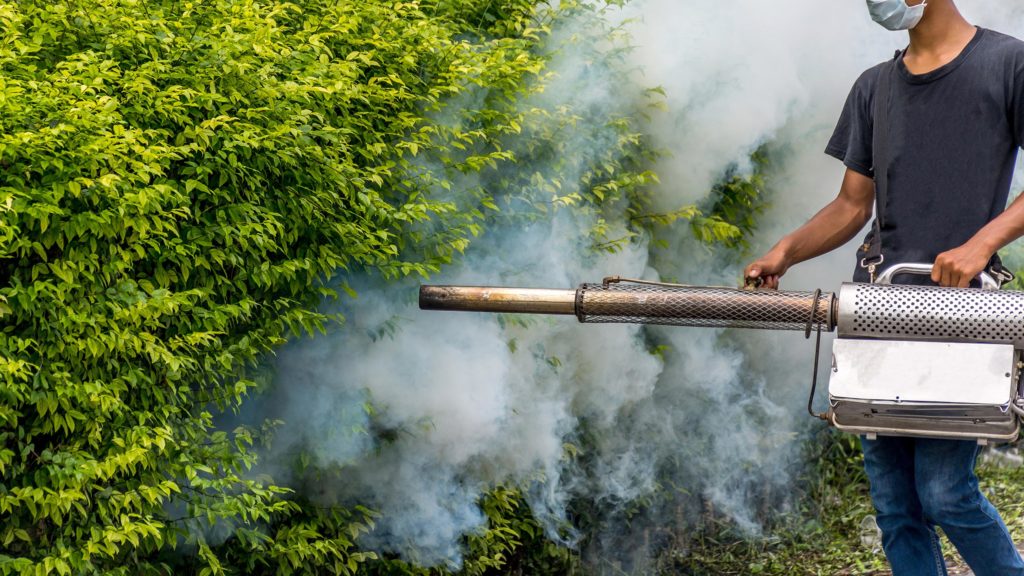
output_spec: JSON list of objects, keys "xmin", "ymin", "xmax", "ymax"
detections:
[
  {"xmin": 744, "ymin": 168, "xmax": 875, "ymax": 289},
  {"xmin": 933, "ymin": 192, "xmax": 1024, "ymax": 287}
]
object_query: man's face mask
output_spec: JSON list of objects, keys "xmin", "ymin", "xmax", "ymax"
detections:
[{"xmin": 867, "ymin": 0, "xmax": 927, "ymax": 31}]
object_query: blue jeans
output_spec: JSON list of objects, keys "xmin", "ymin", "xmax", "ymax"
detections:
[{"xmin": 861, "ymin": 436, "xmax": 1024, "ymax": 576}]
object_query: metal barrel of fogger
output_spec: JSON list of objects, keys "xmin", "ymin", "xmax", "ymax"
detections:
[
  {"xmin": 420, "ymin": 279, "xmax": 1024, "ymax": 347},
  {"xmin": 419, "ymin": 282, "xmax": 837, "ymax": 332}
]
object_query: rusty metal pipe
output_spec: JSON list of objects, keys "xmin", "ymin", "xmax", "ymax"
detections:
[
  {"xmin": 420, "ymin": 282, "xmax": 837, "ymax": 332},
  {"xmin": 419, "ymin": 286, "xmax": 577, "ymax": 315}
]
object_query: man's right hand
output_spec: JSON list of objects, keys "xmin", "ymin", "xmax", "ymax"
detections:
[{"xmin": 744, "ymin": 252, "xmax": 790, "ymax": 290}]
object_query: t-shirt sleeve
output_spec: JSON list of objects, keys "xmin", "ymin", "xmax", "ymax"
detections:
[{"xmin": 824, "ymin": 68, "xmax": 876, "ymax": 178}]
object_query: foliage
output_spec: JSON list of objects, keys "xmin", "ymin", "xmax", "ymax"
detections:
[
  {"xmin": 688, "ymin": 147, "xmax": 770, "ymax": 252},
  {"xmin": 997, "ymin": 241, "xmax": 1024, "ymax": 291},
  {"xmin": 0, "ymin": 0, "xmax": 782, "ymax": 573},
  {"xmin": 422, "ymin": 0, "xmax": 668, "ymax": 256},
  {"xmin": 0, "ymin": 0, "xmax": 561, "ymax": 573},
  {"xmin": 361, "ymin": 488, "xmax": 579, "ymax": 576}
]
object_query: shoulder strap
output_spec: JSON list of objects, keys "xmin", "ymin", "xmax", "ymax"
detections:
[
  {"xmin": 872, "ymin": 52, "xmax": 899, "ymax": 229},
  {"xmin": 863, "ymin": 52, "xmax": 901, "ymax": 276}
]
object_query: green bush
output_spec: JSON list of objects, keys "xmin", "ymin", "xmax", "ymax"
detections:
[
  {"xmin": 0, "ymin": 1, "xmax": 554, "ymax": 573},
  {"xmin": 0, "ymin": 0, "xmax": 773, "ymax": 572}
]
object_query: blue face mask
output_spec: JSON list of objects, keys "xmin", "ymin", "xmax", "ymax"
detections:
[{"xmin": 867, "ymin": 0, "xmax": 927, "ymax": 31}]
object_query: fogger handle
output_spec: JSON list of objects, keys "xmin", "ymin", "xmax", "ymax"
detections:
[{"xmin": 875, "ymin": 262, "xmax": 1001, "ymax": 290}]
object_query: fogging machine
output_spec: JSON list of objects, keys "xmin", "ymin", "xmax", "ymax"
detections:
[{"xmin": 419, "ymin": 263, "xmax": 1024, "ymax": 445}]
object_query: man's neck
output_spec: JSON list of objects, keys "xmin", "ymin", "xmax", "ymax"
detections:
[{"xmin": 907, "ymin": 1, "xmax": 975, "ymax": 56}]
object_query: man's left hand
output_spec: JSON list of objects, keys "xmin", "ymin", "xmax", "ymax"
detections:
[{"xmin": 932, "ymin": 242, "xmax": 993, "ymax": 287}]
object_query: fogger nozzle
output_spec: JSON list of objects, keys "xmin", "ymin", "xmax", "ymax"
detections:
[
  {"xmin": 420, "ymin": 280, "xmax": 836, "ymax": 332},
  {"xmin": 419, "ymin": 286, "xmax": 578, "ymax": 316}
]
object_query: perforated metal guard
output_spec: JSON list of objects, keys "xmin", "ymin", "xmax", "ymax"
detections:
[
  {"xmin": 837, "ymin": 283, "xmax": 1024, "ymax": 346},
  {"xmin": 576, "ymin": 282, "xmax": 835, "ymax": 331}
]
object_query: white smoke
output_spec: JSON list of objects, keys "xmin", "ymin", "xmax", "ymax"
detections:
[
  {"xmin": 256, "ymin": 0, "xmax": 1024, "ymax": 569},
  {"xmin": 266, "ymin": 213, "xmax": 663, "ymax": 566}
]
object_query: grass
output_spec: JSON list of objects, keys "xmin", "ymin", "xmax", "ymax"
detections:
[{"xmin": 663, "ymin": 432, "xmax": 1024, "ymax": 575}]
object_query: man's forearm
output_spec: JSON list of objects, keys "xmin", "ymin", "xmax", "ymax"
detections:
[
  {"xmin": 745, "ymin": 168, "xmax": 875, "ymax": 288},
  {"xmin": 931, "ymin": 193, "xmax": 1024, "ymax": 287},
  {"xmin": 965, "ymin": 193, "xmax": 1024, "ymax": 256},
  {"xmin": 768, "ymin": 194, "xmax": 873, "ymax": 268}
]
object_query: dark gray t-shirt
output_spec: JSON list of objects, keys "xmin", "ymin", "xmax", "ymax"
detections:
[{"xmin": 826, "ymin": 27, "xmax": 1024, "ymax": 283}]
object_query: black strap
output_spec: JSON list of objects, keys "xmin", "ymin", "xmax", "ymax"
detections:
[
  {"xmin": 865, "ymin": 51, "xmax": 901, "ymax": 267},
  {"xmin": 990, "ymin": 254, "xmax": 1015, "ymax": 286}
]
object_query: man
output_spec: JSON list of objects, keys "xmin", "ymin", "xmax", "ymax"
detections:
[{"xmin": 744, "ymin": 1, "xmax": 1024, "ymax": 574}]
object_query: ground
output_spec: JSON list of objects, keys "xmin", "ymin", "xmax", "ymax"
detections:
[{"xmin": 673, "ymin": 436, "xmax": 1024, "ymax": 575}]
